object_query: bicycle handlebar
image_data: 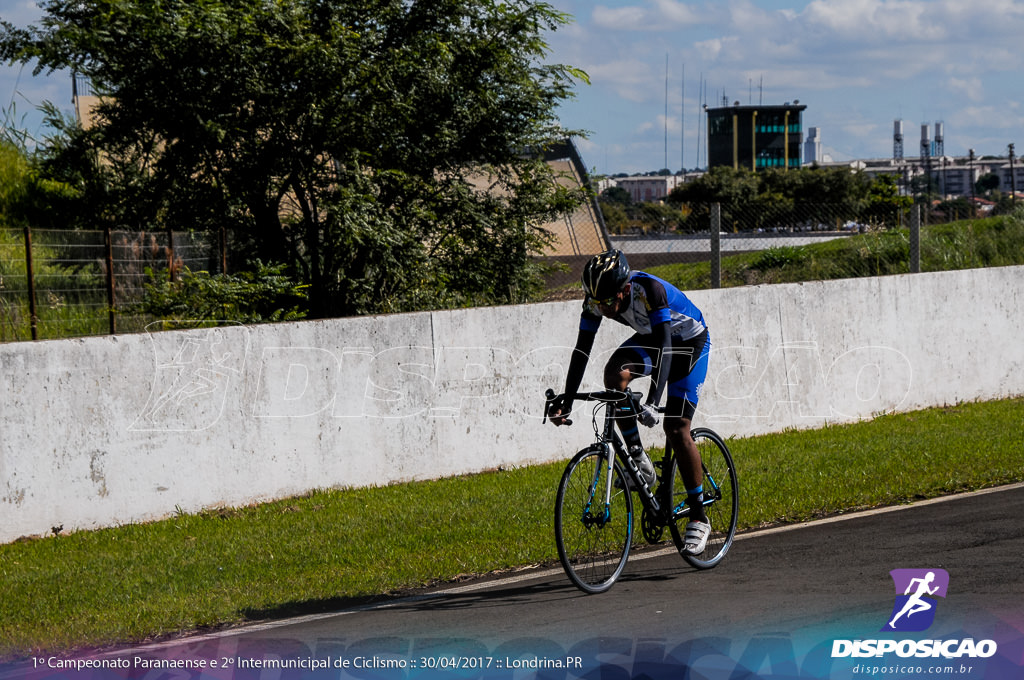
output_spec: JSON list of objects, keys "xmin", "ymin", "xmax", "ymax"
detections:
[{"xmin": 544, "ymin": 388, "xmax": 665, "ymax": 426}]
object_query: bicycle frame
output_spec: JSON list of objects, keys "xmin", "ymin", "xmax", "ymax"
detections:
[
  {"xmin": 549, "ymin": 387, "xmax": 739, "ymax": 590},
  {"xmin": 548, "ymin": 389, "xmax": 666, "ymax": 518},
  {"xmin": 547, "ymin": 388, "xmax": 723, "ymax": 524}
]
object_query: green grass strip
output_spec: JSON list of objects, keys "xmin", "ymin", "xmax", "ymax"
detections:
[{"xmin": 2, "ymin": 397, "xmax": 1023, "ymax": 660}]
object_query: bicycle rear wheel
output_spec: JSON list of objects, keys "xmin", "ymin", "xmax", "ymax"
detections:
[
  {"xmin": 668, "ymin": 428, "xmax": 739, "ymax": 569},
  {"xmin": 554, "ymin": 446, "xmax": 634, "ymax": 594}
]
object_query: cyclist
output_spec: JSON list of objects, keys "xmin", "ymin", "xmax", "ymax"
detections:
[{"xmin": 547, "ymin": 249, "xmax": 712, "ymax": 554}]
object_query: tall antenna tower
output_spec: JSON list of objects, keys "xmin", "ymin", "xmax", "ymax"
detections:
[
  {"xmin": 893, "ymin": 119, "xmax": 904, "ymax": 161},
  {"xmin": 934, "ymin": 121, "xmax": 944, "ymax": 157},
  {"xmin": 695, "ymin": 73, "xmax": 703, "ymax": 170},
  {"xmin": 664, "ymin": 54, "xmax": 669, "ymax": 171},
  {"xmin": 681, "ymin": 62, "xmax": 685, "ymax": 172}
]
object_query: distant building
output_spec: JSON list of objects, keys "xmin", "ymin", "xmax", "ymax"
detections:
[
  {"xmin": 996, "ymin": 161, "xmax": 1024, "ymax": 196},
  {"xmin": 706, "ymin": 102, "xmax": 807, "ymax": 171},
  {"xmin": 816, "ymin": 154, "xmax": 1024, "ymax": 200},
  {"xmin": 804, "ymin": 126, "xmax": 822, "ymax": 165},
  {"xmin": 613, "ymin": 175, "xmax": 685, "ymax": 203}
]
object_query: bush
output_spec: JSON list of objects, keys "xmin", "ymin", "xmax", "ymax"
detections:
[{"xmin": 139, "ymin": 262, "xmax": 308, "ymax": 325}]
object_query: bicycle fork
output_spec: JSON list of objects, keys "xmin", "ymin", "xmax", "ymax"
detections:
[{"xmin": 582, "ymin": 443, "xmax": 615, "ymax": 528}]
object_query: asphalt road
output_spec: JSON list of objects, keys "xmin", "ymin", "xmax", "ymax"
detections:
[{"xmin": 7, "ymin": 484, "xmax": 1024, "ymax": 679}]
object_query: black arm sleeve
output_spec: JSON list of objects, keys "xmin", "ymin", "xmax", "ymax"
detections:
[
  {"xmin": 564, "ymin": 327, "xmax": 597, "ymax": 398},
  {"xmin": 647, "ymin": 321, "xmax": 673, "ymax": 407}
]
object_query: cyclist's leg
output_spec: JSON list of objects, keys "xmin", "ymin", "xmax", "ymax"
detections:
[
  {"xmin": 664, "ymin": 403, "xmax": 707, "ymax": 523},
  {"xmin": 662, "ymin": 332, "xmax": 711, "ymax": 524},
  {"xmin": 603, "ymin": 335, "xmax": 654, "ymax": 449}
]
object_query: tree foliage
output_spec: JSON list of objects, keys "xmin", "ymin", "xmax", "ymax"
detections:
[
  {"xmin": 666, "ymin": 166, "xmax": 912, "ymax": 231},
  {"xmin": 0, "ymin": 125, "xmax": 85, "ymax": 229},
  {"xmin": 1, "ymin": 0, "xmax": 587, "ymax": 317},
  {"xmin": 140, "ymin": 262, "xmax": 308, "ymax": 325}
]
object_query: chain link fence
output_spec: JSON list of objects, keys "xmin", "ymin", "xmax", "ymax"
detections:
[
  {"xmin": 0, "ymin": 200, "xmax": 961, "ymax": 342},
  {"xmin": 540, "ymin": 201, "xmax": 926, "ymax": 293},
  {"xmin": 0, "ymin": 227, "xmax": 217, "ymax": 342}
]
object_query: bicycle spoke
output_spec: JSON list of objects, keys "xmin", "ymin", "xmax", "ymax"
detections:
[
  {"xmin": 669, "ymin": 429, "xmax": 739, "ymax": 569},
  {"xmin": 555, "ymin": 448, "xmax": 633, "ymax": 593}
]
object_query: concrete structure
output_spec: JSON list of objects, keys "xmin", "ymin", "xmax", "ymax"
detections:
[
  {"xmin": 804, "ymin": 127, "xmax": 822, "ymax": 165},
  {"xmin": 3, "ymin": 266, "xmax": 1023, "ymax": 543},
  {"xmin": 706, "ymin": 102, "xmax": 807, "ymax": 171},
  {"xmin": 614, "ymin": 175, "xmax": 685, "ymax": 203},
  {"xmin": 537, "ymin": 140, "xmax": 611, "ymax": 256},
  {"xmin": 73, "ymin": 74, "xmax": 100, "ymax": 129},
  {"xmin": 893, "ymin": 120, "xmax": 905, "ymax": 161}
]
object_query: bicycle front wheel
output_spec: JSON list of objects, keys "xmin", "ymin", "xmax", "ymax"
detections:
[
  {"xmin": 554, "ymin": 446, "xmax": 634, "ymax": 594},
  {"xmin": 668, "ymin": 428, "xmax": 739, "ymax": 569}
]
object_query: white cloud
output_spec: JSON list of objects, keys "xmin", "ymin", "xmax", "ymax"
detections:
[
  {"xmin": 948, "ymin": 77, "xmax": 984, "ymax": 103},
  {"xmin": 592, "ymin": 0, "xmax": 704, "ymax": 31},
  {"xmin": 694, "ymin": 36, "xmax": 739, "ymax": 62},
  {"xmin": 803, "ymin": 0, "xmax": 941, "ymax": 41},
  {"xmin": 585, "ymin": 58, "xmax": 664, "ymax": 102}
]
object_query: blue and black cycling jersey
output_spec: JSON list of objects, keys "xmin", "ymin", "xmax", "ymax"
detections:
[{"xmin": 580, "ymin": 271, "xmax": 707, "ymax": 340}]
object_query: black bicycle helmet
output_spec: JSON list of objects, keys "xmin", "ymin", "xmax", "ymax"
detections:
[{"xmin": 581, "ymin": 249, "xmax": 630, "ymax": 300}]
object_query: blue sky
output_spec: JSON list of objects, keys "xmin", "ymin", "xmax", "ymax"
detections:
[
  {"xmin": 3, "ymin": 0, "xmax": 1024, "ymax": 175},
  {"xmin": 547, "ymin": 0, "xmax": 1024, "ymax": 173}
]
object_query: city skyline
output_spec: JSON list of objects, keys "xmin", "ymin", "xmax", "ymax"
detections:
[
  {"xmin": 3, "ymin": 0, "xmax": 1024, "ymax": 175},
  {"xmin": 545, "ymin": 0, "xmax": 1024, "ymax": 174}
]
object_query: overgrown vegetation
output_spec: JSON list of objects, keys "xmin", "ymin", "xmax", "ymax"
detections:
[
  {"xmin": 0, "ymin": 226, "xmax": 115, "ymax": 341},
  {"xmin": 599, "ymin": 167, "xmax": 914, "ymax": 235},
  {"xmin": 1, "ymin": 397, "xmax": 1021, "ymax": 660},
  {"xmin": 138, "ymin": 262, "xmax": 308, "ymax": 326},
  {"xmin": 644, "ymin": 208, "xmax": 1024, "ymax": 290},
  {"xmin": 1, "ymin": 0, "xmax": 588, "ymax": 318}
]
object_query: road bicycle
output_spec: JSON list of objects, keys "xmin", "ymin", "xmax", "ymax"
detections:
[{"xmin": 544, "ymin": 388, "xmax": 738, "ymax": 594}]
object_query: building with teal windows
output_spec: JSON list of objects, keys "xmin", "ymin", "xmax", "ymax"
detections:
[{"xmin": 706, "ymin": 102, "xmax": 807, "ymax": 171}]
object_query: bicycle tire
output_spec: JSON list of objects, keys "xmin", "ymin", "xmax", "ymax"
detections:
[
  {"xmin": 554, "ymin": 446, "xmax": 634, "ymax": 594},
  {"xmin": 668, "ymin": 427, "xmax": 739, "ymax": 569}
]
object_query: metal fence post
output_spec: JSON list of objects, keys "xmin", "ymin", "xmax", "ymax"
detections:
[
  {"xmin": 23, "ymin": 226, "xmax": 38, "ymax": 341},
  {"xmin": 219, "ymin": 224, "xmax": 228, "ymax": 275},
  {"xmin": 104, "ymin": 225, "xmax": 117, "ymax": 334},
  {"xmin": 711, "ymin": 203, "xmax": 722, "ymax": 289},
  {"xmin": 167, "ymin": 225, "xmax": 176, "ymax": 282},
  {"xmin": 910, "ymin": 204, "xmax": 921, "ymax": 274}
]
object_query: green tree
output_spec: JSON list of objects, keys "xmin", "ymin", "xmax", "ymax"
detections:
[
  {"xmin": 0, "ymin": 139, "xmax": 29, "ymax": 227},
  {"xmin": 975, "ymin": 172, "xmax": 1000, "ymax": 197},
  {"xmin": 667, "ymin": 166, "xmax": 759, "ymax": 209},
  {"xmin": 666, "ymin": 165, "xmax": 905, "ymax": 231},
  {"xmin": 600, "ymin": 186, "xmax": 632, "ymax": 205},
  {"xmin": 665, "ymin": 166, "xmax": 759, "ymax": 230},
  {"xmin": 936, "ymin": 196, "xmax": 973, "ymax": 221},
  {"xmin": 0, "ymin": 121, "xmax": 83, "ymax": 229},
  {"xmin": 1, "ymin": 0, "xmax": 587, "ymax": 317},
  {"xmin": 862, "ymin": 173, "xmax": 911, "ymax": 227}
]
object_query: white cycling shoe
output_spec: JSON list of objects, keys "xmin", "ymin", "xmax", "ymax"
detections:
[{"xmin": 683, "ymin": 519, "xmax": 711, "ymax": 555}]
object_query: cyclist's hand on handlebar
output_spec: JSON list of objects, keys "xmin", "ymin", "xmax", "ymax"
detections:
[
  {"xmin": 547, "ymin": 396, "xmax": 573, "ymax": 426},
  {"xmin": 549, "ymin": 409, "xmax": 571, "ymax": 426},
  {"xmin": 638, "ymin": 403, "xmax": 660, "ymax": 428}
]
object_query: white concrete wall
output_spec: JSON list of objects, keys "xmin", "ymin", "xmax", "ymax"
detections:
[{"xmin": 2, "ymin": 266, "xmax": 1023, "ymax": 543}]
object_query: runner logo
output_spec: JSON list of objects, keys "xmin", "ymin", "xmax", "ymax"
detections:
[
  {"xmin": 833, "ymin": 568, "xmax": 997, "ymax": 660},
  {"xmin": 883, "ymin": 568, "xmax": 949, "ymax": 632}
]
